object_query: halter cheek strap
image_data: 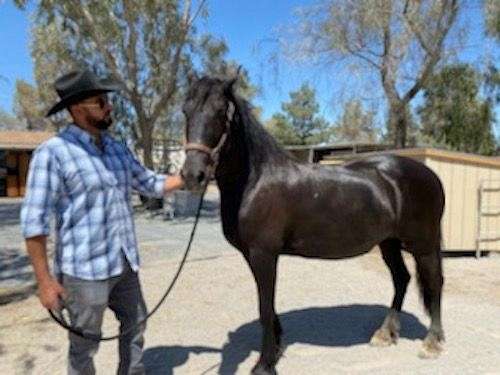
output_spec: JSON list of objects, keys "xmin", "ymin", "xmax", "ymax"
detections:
[{"xmin": 184, "ymin": 101, "xmax": 235, "ymax": 167}]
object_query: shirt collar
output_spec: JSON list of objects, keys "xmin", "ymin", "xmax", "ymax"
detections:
[{"xmin": 65, "ymin": 124, "xmax": 112, "ymax": 148}]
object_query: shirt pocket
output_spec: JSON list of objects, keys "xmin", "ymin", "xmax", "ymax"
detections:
[{"xmin": 63, "ymin": 166, "xmax": 118, "ymax": 197}]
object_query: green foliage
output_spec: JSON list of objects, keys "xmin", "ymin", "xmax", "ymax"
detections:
[
  {"xmin": 266, "ymin": 83, "xmax": 331, "ymax": 145},
  {"xmin": 292, "ymin": 0, "xmax": 460, "ymax": 148},
  {"xmin": 265, "ymin": 113, "xmax": 300, "ymax": 145},
  {"xmin": 418, "ymin": 64, "xmax": 496, "ymax": 155},
  {"xmin": 484, "ymin": 0, "xmax": 500, "ymax": 39},
  {"xmin": 13, "ymin": 80, "xmax": 54, "ymax": 130},
  {"xmin": 333, "ymin": 99, "xmax": 379, "ymax": 143},
  {"xmin": 15, "ymin": 0, "xmax": 243, "ymax": 168},
  {"xmin": 0, "ymin": 109, "xmax": 25, "ymax": 130},
  {"xmin": 197, "ymin": 36, "xmax": 260, "ymax": 111},
  {"xmin": 483, "ymin": 64, "xmax": 500, "ymax": 105}
]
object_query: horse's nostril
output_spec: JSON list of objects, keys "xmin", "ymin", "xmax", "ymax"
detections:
[{"xmin": 197, "ymin": 171, "xmax": 205, "ymax": 184}]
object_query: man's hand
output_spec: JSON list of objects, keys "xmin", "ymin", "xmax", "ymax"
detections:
[
  {"xmin": 164, "ymin": 174, "xmax": 185, "ymax": 193},
  {"xmin": 25, "ymin": 235, "xmax": 66, "ymax": 310},
  {"xmin": 38, "ymin": 277, "xmax": 66, "ymax": 310}
]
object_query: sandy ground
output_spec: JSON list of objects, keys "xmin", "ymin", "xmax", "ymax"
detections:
[{"xmin": 1, "ymin": 192, "xmax": 500, "ymax": 374}]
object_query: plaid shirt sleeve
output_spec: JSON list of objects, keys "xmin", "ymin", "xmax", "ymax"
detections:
[
  {"xmin": 124, "ymin": 146, "xmax": 166, "ymax": 198},
  {"xmin": 20, "ymin": 145, "xmax": 61, "ymax": 238}
]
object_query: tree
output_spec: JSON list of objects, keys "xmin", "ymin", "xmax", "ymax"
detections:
[
  {"xmin": 265, "ymin": 113, "xmax": 301, "ymax": 145},
  {"xmin": 292, "ymin": 0, "xmax": 460, "ymax": 148},
  {"xmin": 0, "ymin": 109, "xmax": 25, "ymax": 130},
  {"xmin": 333, "ymin": 99, "xmax": 379, "ymax": 143},
  {"xmin": 484, "ymin": 0, "xmax": 500, "ymax": 39},
  {"xmin": 483, "ymin": 64, "xmax": 500, "ymax": 105},
  {"xmin": 15, "ymin": 0, "xmax": 213, "ymax": 168},
  {"xmin": 270, "ymin": 83, "xmax": 331, "ymax": 145},
  {"xmin": 13, "ymin": 80, "xmax": 54, "ymax": 130},
  {"xmin": 418, "ymin": 64, "xmax": 496, "ymax": 155}
]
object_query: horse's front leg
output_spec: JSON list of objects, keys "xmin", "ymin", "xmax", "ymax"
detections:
[{"xmin": 248, "ymin": 248, "xmax": 280, "ymax": 375}]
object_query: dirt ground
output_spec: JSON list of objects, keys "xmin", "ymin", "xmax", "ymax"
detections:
[{"xmin": 1, "ymin": 194, "xmax": 500, "ymax": 374}]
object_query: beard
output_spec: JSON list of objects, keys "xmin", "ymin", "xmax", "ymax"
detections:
[{"xmin": 93, "ymin": 115, "xmax": 113, "ymax": 130}]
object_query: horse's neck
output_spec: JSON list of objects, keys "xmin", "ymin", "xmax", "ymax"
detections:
[
  {"xmin": 217, "ymin": 124, "xmax": 284, "ymax": 187},
  {"xmin": 216, "ymin": 108, "xmax": 291, "ymax": 213},
  {"xmin": 214, "ymin": 135, "xmax": 249, "ymax": 248},
  {"xmin": 215, "ymin": 128, "xmax": 251, "ymax": 190},
  {"xmin": 232, "ymin": 101, "xmax": 289, "ymax": 171},
  {"xmin": 215, "ymin": 107, "xmax": 291, "ymax": 249}
]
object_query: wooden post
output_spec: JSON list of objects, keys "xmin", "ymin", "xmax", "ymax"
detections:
[
  {"xmin": 5, "ymin": 152, "xmax": 20, "ymax": 197},
  {"xmin": 6, "ymin": 175, "xmax": 19, "ymax": 197},
  {"xmin": 18, "ymin": 152, "xmax": 30, "ymax": 197}
]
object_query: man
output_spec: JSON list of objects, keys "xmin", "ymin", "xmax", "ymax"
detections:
[{"xmin": 20, "ymin": 69, "xmax": 184, "ymax": 375}]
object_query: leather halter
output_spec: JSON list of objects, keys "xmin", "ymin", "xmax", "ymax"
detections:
[{"xmin": 183, "ymin": 101, "xmax": 235, "ymax": 167}]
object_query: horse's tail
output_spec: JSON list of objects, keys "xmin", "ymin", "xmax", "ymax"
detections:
[{"xmin": 415, "ymin": 227, "xmax": 443, "ymax": 315}]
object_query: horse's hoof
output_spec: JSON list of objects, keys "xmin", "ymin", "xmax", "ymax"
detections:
[
  {"xmin": 418, "ymin": 338, "xmax": 443, "ymax": 359},
  {"xmin": 369, "ymin": 328, "xmax": 397, "ymax": 347},
  {"xmin": 251, "ymin": 362, "xmax": 277, "ymax": 375}
]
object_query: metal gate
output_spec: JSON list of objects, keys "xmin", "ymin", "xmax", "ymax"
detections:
[{"xmin": 476, "ymin": 179, "xmax": 500, "ymax": 257}]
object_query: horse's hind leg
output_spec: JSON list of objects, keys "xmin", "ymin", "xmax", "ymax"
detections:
[
  {"xmin": 370, "ymin": 238, "xmax": 410, "ymax": 347},
  {"xmin": 413, "ymin": 244, "xmax": 444, "ymax": 359}
]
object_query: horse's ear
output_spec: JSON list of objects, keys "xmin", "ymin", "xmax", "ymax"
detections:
[
  {"xmin": 235, "ymin": 65, "xmax": 242, "ymax": 77},
  {"xmin": 224, "ymin": 77, "xmax": 237, "ymax": 95}
]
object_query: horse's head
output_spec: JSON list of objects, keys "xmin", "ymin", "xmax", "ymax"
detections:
[{"xmin": 181, "ymin": 74, "xmax": 237, "ymax": 191}]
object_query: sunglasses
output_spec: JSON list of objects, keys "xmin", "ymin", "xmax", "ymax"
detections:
[{"xmin": 79, "ymin": 96, "xmax": 109, "ymax": 109}]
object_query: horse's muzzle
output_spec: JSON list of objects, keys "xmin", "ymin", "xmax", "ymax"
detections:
[{"xmin": 181, "ymin": 153, "xmax": 211, "ymax": 192}]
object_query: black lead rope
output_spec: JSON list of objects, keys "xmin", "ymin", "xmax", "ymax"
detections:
[{"xmin": 48, "ymin": 181, "xmax": 209, "ymax": 342}]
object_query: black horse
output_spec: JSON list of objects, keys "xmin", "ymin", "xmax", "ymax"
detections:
[{"xmin": 181, "ymin": 75, "xmax": 445, "ymax": 375}]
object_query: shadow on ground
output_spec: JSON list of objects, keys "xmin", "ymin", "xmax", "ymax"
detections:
[
  {"xmin": 0, "ymin": 200, "xmax": 22, "ymax": 227},
  {"xmin": 144, "ymin": 345, "xmax": 220, "ymax": 375},
  {"xmin": 0, "ymin": 248, "xmax": 36, "ymax": 305},
  {"xmin": 218, "ymin": 304, "xmax": 427, "ymax": 374}
]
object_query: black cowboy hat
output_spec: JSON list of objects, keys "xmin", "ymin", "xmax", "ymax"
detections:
[{"xmin": 46, "ymin": 69, "xmax": 121, "ymax": 117}]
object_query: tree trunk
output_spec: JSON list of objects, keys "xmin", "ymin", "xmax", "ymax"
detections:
[
  {"xmin": 137, "ymin": 120, "xmax": 163, "ymax": 211},
  {"xmin": 141, "ymin": 128, "xmax": 154, "ymax": 169},
  {"xmin": 389, "ymin": 101, "xmax": 408, "ymax": 149}
]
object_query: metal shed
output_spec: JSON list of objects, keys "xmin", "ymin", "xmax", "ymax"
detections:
[{"xmin": 320, "ymin": 148, "xmax": 500, "ymax": 256}]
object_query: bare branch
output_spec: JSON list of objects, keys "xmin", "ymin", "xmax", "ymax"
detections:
[
  {"xmin": 380, "ymin": 3, "xmax": 400, "ymax": 103},
  {"xmin": 345, "ymin": 45, "xmax": 381, "ymax": 69},
  {"xmin": 121, "ymin": 0, "xmax": 146, "ymax": 122},
  {"xmin": 73, "ymin": 2, "xmax": 149, "ymax": 123},
  {"xmin": 188, "ymin": 0, "xmax": 207, "ymax": 28},
  {"xmin": 403, "ymin": 0, "xmax": 459, "ymax": 102},
  {"xmin": 149, "ymin": 0, "xmax": 193, "ymax": 125},
  {"xmin": 403, "ymin": 0, "xmax": 433, "ymax": 53}
]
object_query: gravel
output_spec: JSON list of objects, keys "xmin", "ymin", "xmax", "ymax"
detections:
[{"xmin": 1, "ymin": 189, "xmax": 500, "ymax": 374}]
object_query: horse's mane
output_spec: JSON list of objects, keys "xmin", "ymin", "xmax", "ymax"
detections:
[{"xmin": 230, "ymin": 94, "xmax": 291, "ymax": 169}]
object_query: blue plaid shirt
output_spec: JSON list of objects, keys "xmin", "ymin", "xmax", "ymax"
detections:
[{"xmin": 20, "ymin": 124, "xmax": 166, "ymax": 280}]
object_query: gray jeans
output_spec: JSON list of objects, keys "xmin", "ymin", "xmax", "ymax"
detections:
[{"xmin": 62, "ymin": 261, "xmax": 147, "ymax": 375}]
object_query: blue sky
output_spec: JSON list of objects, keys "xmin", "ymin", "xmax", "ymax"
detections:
[{"xmin": 0, "ymin": 0, "xmax": 498, "ymax": 133}]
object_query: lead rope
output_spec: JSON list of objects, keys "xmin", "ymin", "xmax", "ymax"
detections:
[{"xmin": 48, "ymin": 179, "xmax": 209, "ymax": 342}]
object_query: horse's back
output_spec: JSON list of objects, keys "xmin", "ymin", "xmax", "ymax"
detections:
[{"xmin": 345, "ymin": 154, "xmax": 445, "ymax": 248}]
